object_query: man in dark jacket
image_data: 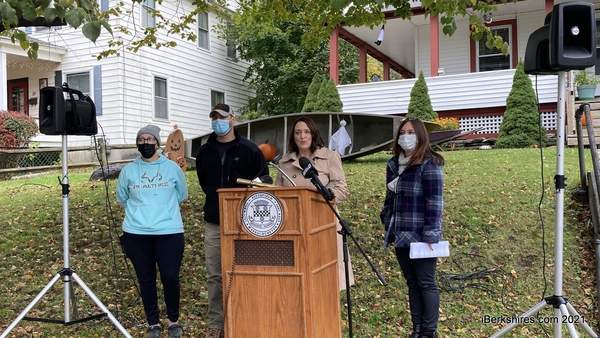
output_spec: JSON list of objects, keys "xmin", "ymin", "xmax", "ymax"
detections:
[{"xmin": 195, "ymin": 103, "xmax": 268, "ymax": 338}]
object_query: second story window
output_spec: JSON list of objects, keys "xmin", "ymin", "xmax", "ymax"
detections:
[
  {"xmin": 226, "ymin": 21, "xmax": 236, "ymax": 59},
  {"xmin": 154, "ymin": 77, "xmax": 168, "ymax": 120},
  {"xmin": 142, "ymin": 0, "xmax": 156, "ymax": 28},
  {"xmin": 476, "ymin": 26, "xmax": 512, "ymax": 72},
  {"xmin": 198, "ymin": 12, "xmax": 210, "ymax": 50}
]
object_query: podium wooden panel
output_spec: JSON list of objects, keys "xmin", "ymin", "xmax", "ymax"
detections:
[{"xmin": 219, "ymin": 187, "xmax": 341, "ymax": 338}]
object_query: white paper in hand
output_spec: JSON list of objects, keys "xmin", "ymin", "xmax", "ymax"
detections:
[{"xmin": 409, "ymin": 241, "xmax": 450, "ymax": 259}]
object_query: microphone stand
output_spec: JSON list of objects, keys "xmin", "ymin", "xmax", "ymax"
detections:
[{"xmin": 315, "ymin": 186, "xmax": 386, "ymax": 338}]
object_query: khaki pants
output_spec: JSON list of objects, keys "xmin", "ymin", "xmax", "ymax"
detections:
[{"xmin": 204, "ymin": 222, "xmax": 223, "ymax": 329}]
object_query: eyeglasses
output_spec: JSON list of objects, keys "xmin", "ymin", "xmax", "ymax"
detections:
[{"xmin": 137, "ymin": 137, "xmax": 157, "ymax": 144}]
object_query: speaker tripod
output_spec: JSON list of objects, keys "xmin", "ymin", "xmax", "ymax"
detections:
[
  {"xmin": 0, "ymin": 135, "xmax": 131, "ymax": 338},
  {"xmin": 491, "ymin": 72, "xmax": 597, "ymax": 338}
]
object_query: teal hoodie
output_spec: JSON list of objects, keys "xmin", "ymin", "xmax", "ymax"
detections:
[{"xmin": 116, "ymin": 154, "xmax": 188, "ymax": 235}]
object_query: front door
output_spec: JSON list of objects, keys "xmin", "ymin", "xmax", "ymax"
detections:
[{"xmin": 7, "ymin": 78, "xmax": 29, "ymax": 115}]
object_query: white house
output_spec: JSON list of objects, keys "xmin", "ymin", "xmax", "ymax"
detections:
[
  {"xmin": 0, "ymin": 0, "xmax": 253, "ymax": 147},
  {"xmin": 330, "ymin": 0, "xmax": 599, "ymax": 138}
]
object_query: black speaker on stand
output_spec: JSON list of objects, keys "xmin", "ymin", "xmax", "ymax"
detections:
[
  {"xmin": 1, "ymin": 84, "xmax": 130, "ymax": 336},
  {"xmin": 493, "ymin": 2, "xmax": 598, "ymax": 338},
  {"xmin": 39, "ymin": 83, "xmax": 98, "ymax": 136}
]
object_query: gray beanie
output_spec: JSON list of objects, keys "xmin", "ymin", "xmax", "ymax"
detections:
[{"xmin": 137, "ymin": 124, "xmax": 161, "ymax": 145}]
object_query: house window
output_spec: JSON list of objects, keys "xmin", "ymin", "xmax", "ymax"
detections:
[
  {"xmin": 226, "ymin": 21, "xmax": 236, "ymax": 59},
  {"xmin": 477, "ymin": 26, "xmax": 511, "ymax": 72},
  {"xmin": 211, "ymin": 90, "xmax": 225, "ymax": 108},
  {"xmin": 142, "ymin": 0, "xmax": 156, "ymax": 28},
  {"xmin": 66, "ymin": 72, "xmax": 90, "ymax": 96},
  {"xmin": 198, "ymin": 12, "xmax": 210, "ymax": 50},
  {"xmin": 390, "ymin": 68, "xmax": 403, "ymax": 80},
  {"xmin": 154, "ymin": 77, "xmax": 168, "ymax": 119}
]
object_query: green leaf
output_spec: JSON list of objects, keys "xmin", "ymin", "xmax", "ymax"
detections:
[
  {"xmin": 0, "ymin": 3, "xmax": 19, "ymax": 27},
  {"xmin": 100, "ymin": 19, "xmax": 113, "ymax": 35},
  {"xmin": 65, "ymin": 8, "xmax": 83, "ymax": 28},
  {"xmin": 22, "ymin": 3, "xmax": 37, "ymax": 21},
  {"xmin": 35, "ymin": 0, "xmax": 52, "ymax": 9},
  {"xmin": 19, "ymin": 37, "xmax": 30, "ymax": 50},
  {"xmin": 82, "ymin": 21, "xmax": 101, "ymax": 42},
  {"xmin": 329, "ymin": 0, "xmax": 348, "ymax": 10},
  {"xmin": 44, "ymin": 7, "xmax": 59, "ymax": 23},
  {"xmin": 78, "ymin": 0, "xmax": 94, "ymax": 11}
]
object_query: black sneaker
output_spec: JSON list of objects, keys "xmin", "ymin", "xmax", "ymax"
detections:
[
  {"xmin": 421, "ymin": 331, "xmax": 438, "ymax": 338},
  {"xmin": 147, "ymin": 324, "xmax": 162, "ymax": 338},
  {"xmin": 409, "ymin": 324, "xmax": 421, "ymax": 338},
  {"xmin": 168, "ymin": 323, "xmax": 184, "ymax": 338}
]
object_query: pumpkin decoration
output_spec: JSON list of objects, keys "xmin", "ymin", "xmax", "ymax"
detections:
[
  {"xmin": 164, "ymin": 125, "xmax": 187, "ymax": 171},
  {"xmin": 258, "ymin": 141, "xmax": 278, "ymax": 162}
]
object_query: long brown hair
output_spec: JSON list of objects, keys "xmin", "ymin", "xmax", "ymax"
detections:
[
  {"xmin": 393, "ymin": 118, "xmax": 444, "ymax": 166},
  {"xmin": 288, "ymin": 116, "xmax": 325, "ymax": 154}
]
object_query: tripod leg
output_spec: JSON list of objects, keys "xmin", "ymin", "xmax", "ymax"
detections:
[
  {"xmin": 69, "ymin": 280, "xmax": 78, "ymax": 320},
  {"xmin": 556, "ymin": 308, "xmax": 563, "ymax": 338},
  {"xmin": 559, "ymin": 304, "xmax": 580, "ymax": 338},
  {"xmin": 0, "ymin": 273, "xmax": 62, "ymax": 338},
  {"xmin": 489, "ymin": 300, "xmax": 547, "ymax": 338},
  {"xmin": 565, "ymin": 303, "xmax": 598, "ymax": 338},
  {"xmin": 342, "ymin": 232, "xmax": 353, "ymax": 338},
  {"xmin": 70, "ymin": 273, "xmax": 132, "ymax": 338}
]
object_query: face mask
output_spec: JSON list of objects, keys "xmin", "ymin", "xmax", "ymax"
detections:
[
  {"xmin": 398, "ymin": 134, "xmax": 417, "ymax": 151},
  {"xmin": 138, "ymin": 143, "xmax": 156, "ymax": 159},
  {"xmin": 212, "ymin": 119, "xmax": 231, "ymax": 136}
]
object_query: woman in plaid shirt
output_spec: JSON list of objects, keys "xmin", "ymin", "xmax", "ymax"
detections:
[{"xmin": 380, "ymin": 118, "xmax": 444, "ymax": 338}]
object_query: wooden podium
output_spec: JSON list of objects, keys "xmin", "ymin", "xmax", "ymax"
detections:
[{"xmin": 219, "ymin": 187, "xmax": 341, "ymax": 338}]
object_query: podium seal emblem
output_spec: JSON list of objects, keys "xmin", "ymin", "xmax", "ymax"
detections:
[{"xmin": 241, "ymin": 192, "xmax": 284, "ymax": 238}]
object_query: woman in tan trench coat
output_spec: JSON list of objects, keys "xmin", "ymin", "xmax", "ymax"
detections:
[{"xmin": 275, "ymin": 116, "xmax": 354, "ymax": 290}]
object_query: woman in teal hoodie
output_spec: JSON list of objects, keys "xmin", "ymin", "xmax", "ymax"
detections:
[{"xmin": 116, "ymin": 125, "xmax": 188, "ymax": 338}]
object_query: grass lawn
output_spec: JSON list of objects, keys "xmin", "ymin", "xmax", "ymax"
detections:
[{"xmin": 0, "ymin": 147, "xmax": 597, "ymax": 337}]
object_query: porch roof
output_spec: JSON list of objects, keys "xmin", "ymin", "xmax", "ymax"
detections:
[
  {"xmin": 341, "ymin": 0, "xmax": 552, "ymax": 74},
  {"xmin": 0, "ymin": 36, "xmax": 66, "ymax": 63}
]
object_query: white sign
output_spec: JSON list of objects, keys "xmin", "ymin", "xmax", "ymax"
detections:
[{"xmin": 241, "ymin": 192, "xmax": 284, "ymax": 238}]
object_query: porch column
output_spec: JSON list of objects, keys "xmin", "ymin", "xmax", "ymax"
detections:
[
  {"xmin": 329, "ymin": 27, "xmax": 340, "ymax": 85},
  {"xmin": 359, "ymin": 46, "xmax": 367, "ymax": 83},
  {"xmin": 383, "ymin": 62, "xmax": 390, "ymax": 80},
  {"xmin": 545, "ymin": 0, "xmax": 553, "ymax": 13},
  {"xmin": 430, "ymin": 15, "xmax": 440, "ymax": 77},
  {"xmin": 0, "ymin": 51, "xmax": 6, "ymax": 111}
]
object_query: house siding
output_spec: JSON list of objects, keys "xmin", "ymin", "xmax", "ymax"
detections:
[
  {"xmin": 28, "ymin": 0, "xmax": 253, "ymax": 146},
  {"xmin": 415, "ymin": 10, "xmax": 547, "ymax": 76},
  {"xmin": 337, "ymin": 69, "xmax": 557, "ymax": 114}
]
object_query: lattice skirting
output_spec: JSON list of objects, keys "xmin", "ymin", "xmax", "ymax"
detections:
[{"xmin": 459, "ymin": 111, "xmax": 557, "ymax": 135}]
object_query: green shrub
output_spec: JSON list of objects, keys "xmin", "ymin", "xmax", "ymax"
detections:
[
  {"xmin": 407, "ymin": 72, "xmax": 437, "ymax": 121},
  {"xmin": 315, "ymin": 78, "xmax": 343, "ymax": 112},
  {"xmin": 238, "ymin": 111, "xmax": 268, "ymax": 122},
  {"xmin": 496, "ymin": 63, "xmax": 546, "ymax": 148},
  {"xmin": 302, "ymin": 73, "xmax": 324, "ymax": 112}
]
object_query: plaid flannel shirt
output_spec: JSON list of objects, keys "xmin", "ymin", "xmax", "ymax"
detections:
[{"xmin": 380, "ymin": 156, "xmax": 444, "ymax": 248}]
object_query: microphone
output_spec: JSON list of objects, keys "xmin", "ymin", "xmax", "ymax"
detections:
[
  {"xmin": 298, "ymin": 157, "xmax": 334, "ymax": 201},
  {"xmin": 258, "ymin": 175, "xmax": 273, "ymax": 184},
  {"xmin": 236, "ymin": 178, "xmax": 277, "ymax": 188},
  {"xmin": 268, "ymin": 154, "xmax": 296, "ymax": 187}
]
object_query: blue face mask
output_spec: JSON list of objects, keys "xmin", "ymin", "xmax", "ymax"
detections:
[{"xmin": 211, "ymin": 119, "xmax": 231, "ymax": 136}]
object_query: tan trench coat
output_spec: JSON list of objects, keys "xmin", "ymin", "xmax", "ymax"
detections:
[{"xmin": 275, "ymin": 147, "xmax": 355, "ymax": 290}]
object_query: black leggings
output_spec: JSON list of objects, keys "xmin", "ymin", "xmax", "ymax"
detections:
[
  {"xmin": 122, "ymin": 232, "xmax": 184, "ymax": 325},
  {"xmin": 395, "ymin": 247, "xmax": 440, "ymax": 333}
]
